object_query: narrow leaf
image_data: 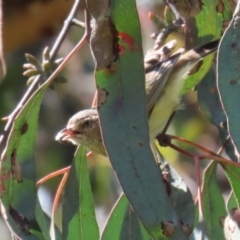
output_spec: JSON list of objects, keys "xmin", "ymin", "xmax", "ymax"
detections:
[
  {"xmin": 182, "ymin": 0, "xmax": 222, "ymax": 94},
  {"xmin": 201, "ymin": 162, "xmax": 226, "ymax": 239},
  {"xmin": 96, "ymin": 0, "xmax": 186, "ymax": 239},
  {"xmin": 217, "ymin": 3, "xmax": 240, "ymax": 155},
  {"xmin": 198, "ymin": 67, "xmax": 237, "ymax": 161},
  {"xmin": 62, "ymin": 146, "xmax": 99, "ymax": 240},
  {"xmin": 220, "ymin": 162, "xmax": 240, "ymax": 208},
  {"xmin": 0, "ymin": 83, "xmax": 50, "ymax": 239},
  {"xmin": 101, "ymin": 194, "xmax": 151, "ymax": 240}
]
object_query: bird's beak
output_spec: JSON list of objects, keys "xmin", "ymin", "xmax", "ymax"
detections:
[{"xmin": 55, "ymin": 128, "xmax": 77, "ymax": 143}]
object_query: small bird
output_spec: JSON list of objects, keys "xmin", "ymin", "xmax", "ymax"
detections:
[{"xmin": 55, "ymin": 39, "xmax": 219, "ymax": 156}]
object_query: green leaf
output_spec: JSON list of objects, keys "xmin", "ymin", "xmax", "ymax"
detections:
[
  {"xmin": 201, "ymin": 162, "xmax": 226, "ymax": 239},
  {"xmin": 221, "ymin": 0, "xmax": 234, "ymax": 20},
  {"xmin": 156, "ymin": 150, "xmax": 195, "ymax": 231},
  {"xmin": 198, "ymin": 67, "xmax": 237, "ymax": 161},
  {"xmin": 35, "ymin": 198, "xmax": 62, "ymax": 240},
  {"xmin": 101, "ymin": 194, "xmax": 152, "ymax": 240},
  {"xmin": 62, "ymin": 146, "xmax": 99, "ymax": 240},
  {"xmin": 0, "ymin": 83, "xmax": 51, "ymax": 239},
  {"xmin": 182, "ymin": 0, "xmax": 222, "ymax": 94},
  {"xmin": 167, "ymin": 163, "xmax": 195, "ymax": 229},
  {"xmin": 198, "ymin": 67, "xmax": 226, "ymax": 127},
  {"xmin": 96, "ymin": 1, "xmax": 187, "ymax": 239},
  {"xmin": 220, "ymin": 162, "xmax": 240, "ymax": 208},
  {"xmin": 227, "ymin": 191, "xmax": 238, "ymax": 211},
  {"xmin": 0, "ymin": 56, "xmax": 63, "ymax": 238},
  {"xmin": 217, "ymin": 4, "xmax": 240, "ymax": 155}
]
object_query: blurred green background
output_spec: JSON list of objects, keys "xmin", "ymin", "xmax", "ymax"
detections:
[{"xmin": 0, "ymin": 0, "xmax": 229, "ymax": 239}]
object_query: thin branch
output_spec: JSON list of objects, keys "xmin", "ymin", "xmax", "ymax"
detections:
[
  {"xmin": 52, "ymin": 170, "xmax": 70, "ymax": 213},
  {"xmin": 157, "ymin": 134, "xmax": 240, "ymax": 168},
  {"xmin": 72, "ymin": 18, "xmax": 86, "ymax": 28},
  {"xmin": 0, "ymin": 0, "xmax": 82, "ymax": 151},
  {"xmin": 160, "ymin": 111, "xmax": 176, "ymax": 136},
  {"xmin": 165, "ymin": 134, "xmax": 222, "ymax": 157},
  {"xmin": 36, "ymin": 166, "xmax": 71, "ymax": 186},
  {"xmin": 39, "ymin": 33, "xmax": 88, "ymax": 87},
  {"xmin": 151, "ymin": 1, "xmax": 185, "ymax": 49},
  {"xmin": 166, "ymin": 141, "xmax": 195, "ymax": 158},
  {"xmin": 164, "ymin": 0, "xmax": 185, "ymax": 25},
  {"xmin": 84, "ymin": 8, "xmax": 91, "ymax": 41},
  {"xmin": 36, "ymin": 12, "xmax": 90, "ymax": 216},
  {"xmin": 50, "ymin": 0, "xmax": 82, "ymax": 59}
]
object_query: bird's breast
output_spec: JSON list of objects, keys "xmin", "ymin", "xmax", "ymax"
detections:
[{"xmin": 148, "ymin": 69, "xmax": 187, "ymax": 140}]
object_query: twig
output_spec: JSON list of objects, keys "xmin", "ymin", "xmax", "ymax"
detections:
[
  {"xmin": 157, "ymin": 134, "xmax": 240, "ymax": 168},
  {"xmin": 0, "ymin": 0, "xmax": 81, "ymax": 151},
  {"xmin": 50, "ymin": 0, "xmax": 82, "ymax": 59},
  {"xmin": 164, "ymin": 0, "xmax": 185, "ymax": 25},
  {"xmin": 163, "ymin": 134, "xmax": 222, "ymax": 157},
  {"xmin": 84, "ymin": 8, "xmax": 91, "ymax": 41},
  {"xmin": 37, "ymin": 9, "xmax": 90, "ymax": 215},
  {"xmin": 160, "ymin": 111, "xmax": 176, "ymax": 136},
  {"xmin": 52, "ymin": 169, "xmax": 70, "ymax": 213},
  {"xmin": 166, "ymin": 141, "xmax": 195, "ymax": 158},
  {"xmin": 72, "ymin": 18, "xmax": 86, "ymax": 28},
  {"xmin": 36, "ymin": 166, "xmax": 71, "ymax": 186},
  {"xmin": 154, "ymin": 24, "xmax": 181, "ymax": 49},
  {"xmin": 152, "ymin": 1, "xmax": 185, "ymax": 49}
]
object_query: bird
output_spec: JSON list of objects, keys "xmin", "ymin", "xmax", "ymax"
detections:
[{"xmin": 55, "ymin": 39, "xmax": 219, "ymax": 156}]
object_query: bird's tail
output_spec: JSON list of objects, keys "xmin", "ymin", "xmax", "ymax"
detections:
[{"xmin": 182, "ymin": 39, "xmax": 219, "ymax": 62}]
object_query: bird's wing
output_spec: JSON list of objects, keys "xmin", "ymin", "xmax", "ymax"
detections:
[
  {"xmin": 146, "ymin": 52, "xmax": 182, "ymax": 114},
  {"xmin": 144, "ymin": 40, "xmax": 177, "ymax": 73}
]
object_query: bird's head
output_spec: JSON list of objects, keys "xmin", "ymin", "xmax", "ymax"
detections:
[{"xmin": 55, "ymin": 109, "xmax": 106, "ymax": 156}]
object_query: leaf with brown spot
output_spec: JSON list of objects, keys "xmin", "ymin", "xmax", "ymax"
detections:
[
  {"xmin": 217, "ymin": 4, "xmax": 240, "ymax": 157},
  {"xmin": 96, "ymin": 0, "xmax": 188, "ymax": 238},
  {"xmin": 194, "ymin": 161, "xmax": 226, "ymax": 239},
  {"xmin": 101, "ymin": 194, "xmax": 151, "ymax": 240},
  {"xmin": 21, "ymin": 122, "xmax": 28, "ymax": 135},
  {"xmin": 10, "ymin": 149, "xmax": 22, "ymax": 183},
  {"xmin": 182, "ymin": 0, "xmax": 222, "ymax": 94},
  {"xmin": 90, "ymin": 17, "xmax": 118, "ymax": 70},
  {"xmin": 97, "ymin": 87, "xmax": 109, "ymax": 106},
  {"xmin": 9, "ymin": 207, "xmax": 30, "ymax": 234},
  {"xmin": 161, "ymin": 221, "xmax": 176, "ymax": 237},
  {"xmin": 0, "ymin": 73, "xmax": 61, "ymax": 239}
]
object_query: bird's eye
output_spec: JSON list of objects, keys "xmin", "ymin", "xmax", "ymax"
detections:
[{"xmin": 83, "ymin": 120, "xmax": 92, "ymax": 128}]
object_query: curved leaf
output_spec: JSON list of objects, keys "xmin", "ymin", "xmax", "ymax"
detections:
[
  {"xmin": 62, "ymin": 146, "xmax": 99, "ymax": 240},
  {"xmin": 96, "ymin": 0, "xmax": 186, "ymax": 239},
  {"xmin": 198, "ymin": 67, "xmax": 237, "ymax": 161},
  {"xmin": 101, "ymin": 194, "xmax": 151, "ymax": 240},
  {"xmin": 35, "ymin": 198, "xmax": 62, "ymax": 240},
  {"xmin": 201, "ymin": 162, "xmax": 226, "ymax": 239},
  {"xmin": 0, "ymin": 84, "xmax": 50, "ymax": 239},
  {"xmin": 182, "ymin": 0, "xmax": 222, "ymax": 94},
  {"xmin": 217, "ymin": 3, "xmax": 240, "ymax": 155},
  {"xmin": 220, "ymin": 162, "xmax": 240, "ymax": 208},
  {"xmin": 156, "ymin": 150, "xmax": 195, "ymax": 231}
]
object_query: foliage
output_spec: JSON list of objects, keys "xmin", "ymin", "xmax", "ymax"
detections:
[{"xmin": 1, "ymin": 0, "xmax": 240, "ymax": 240}]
